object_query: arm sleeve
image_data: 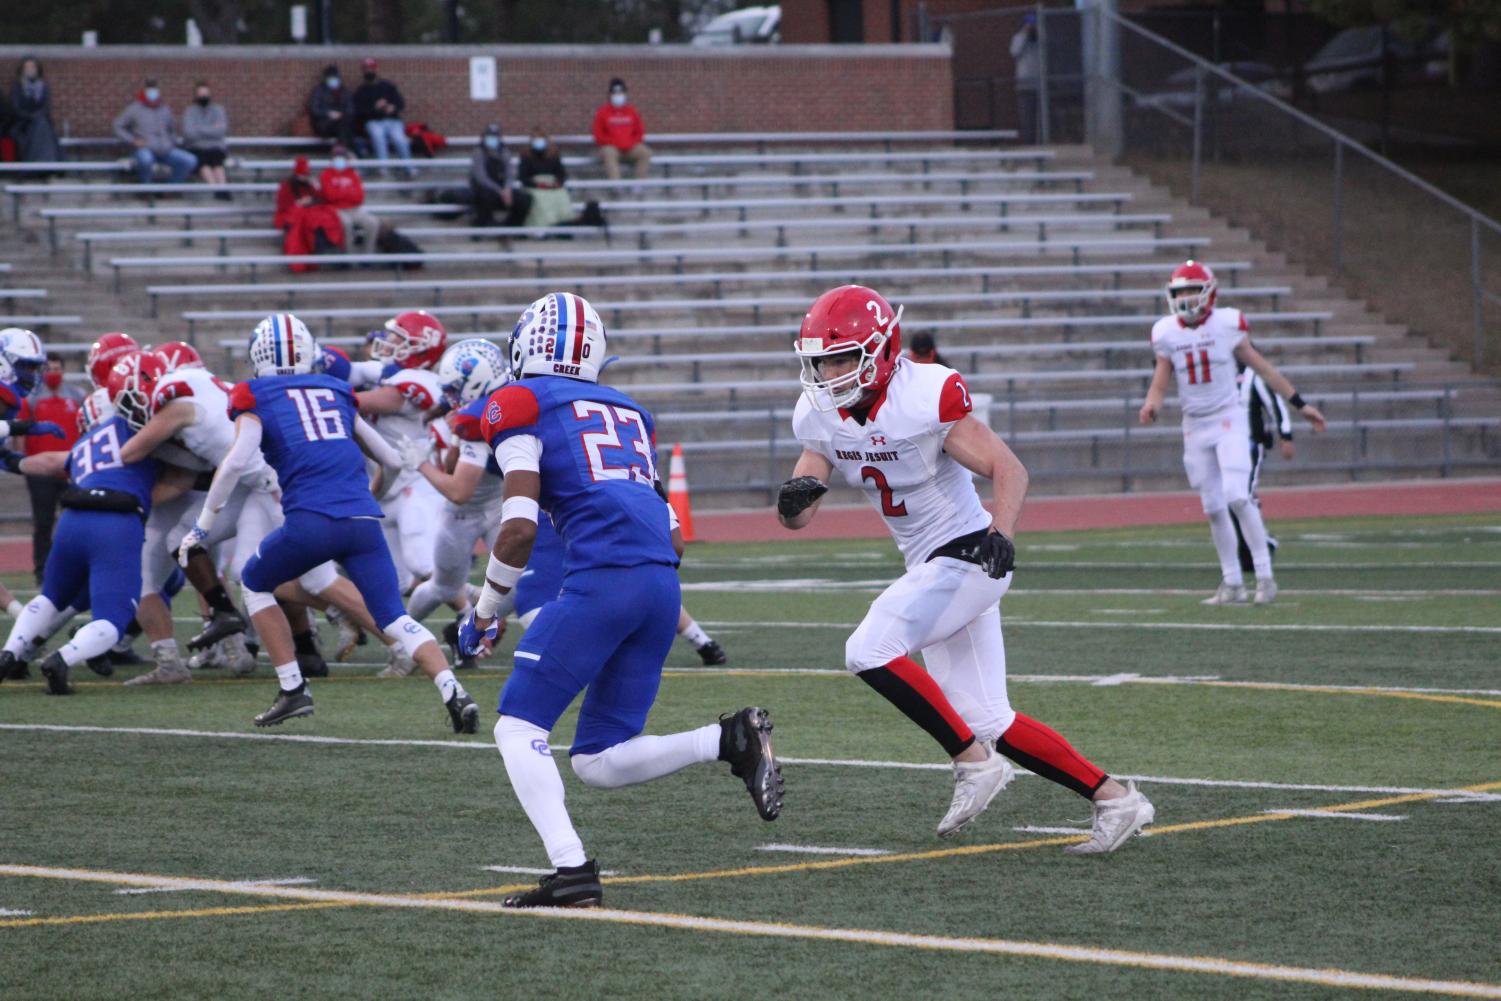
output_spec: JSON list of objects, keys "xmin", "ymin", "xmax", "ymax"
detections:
[
  {"xmin": 496, "ymin": 433, "xmax": 543, "ymax": 475},
  {"xmin": 198, "ymin": 417, "xmax": 262, "ymax": 528},
  {"xmin": 592, "ymin": 107, "xmax": 609, "ymax": 146},
  {"xmin": 457, "ymin": 440, "xmax": 491, "ymax": 468},
  {"xmin": 471, "ymin": 150, "xmax": 504, "ymax": 194},
  {"xmin": 354, "ymin": 416, "xmax": 403, "ymax": 468},
  {"xmin": 112, "ymin": 106, "xmax": 134, "ymax": 144},
  {"xmin": 628, "ymin": 109, "xmax": 645, "ymax": 147},
  {"xmin": 936, "ymin": 371, "xmax": 974, "ymax": 432}
]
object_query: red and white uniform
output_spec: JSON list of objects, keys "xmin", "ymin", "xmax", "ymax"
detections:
[
  {"xmin": 1150, "ymin": 307, "xmax": 1255, "ymax": 511},
  {"xmin": 369, "ymin": 367, "xmax": 445, "ymax": 587},
  {"xmin": 793, "ymin": 358, "xmax": 1017, "ymax": 741}
]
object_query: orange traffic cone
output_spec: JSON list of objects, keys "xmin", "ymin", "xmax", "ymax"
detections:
[{"xmin": 667, "ymin": 443, "xmax": 695, "ymax": 543}]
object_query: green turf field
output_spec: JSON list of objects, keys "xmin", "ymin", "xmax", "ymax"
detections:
[{"xmin": 2, "ymin": 513, "xmax": 1499, "ymax": 1000}]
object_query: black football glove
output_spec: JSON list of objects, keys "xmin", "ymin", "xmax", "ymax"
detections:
[
  {"xmin": 976, "ymin": 530, "xmax": 1016, "ymax": 579},
  {"xmin": 777, "ymin": 476, "xmax": 828, "ymax": 519}
]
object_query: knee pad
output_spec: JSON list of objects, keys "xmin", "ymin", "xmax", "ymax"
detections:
[
  {"xmin": 570, "ymin": 751, "xmax": 614, "ymax": 789},
  {"xmin": 383, "ymin": 614, "xmax": 435, "ymax": 657},
  {"xmin": 298, "ymin": 561, "xmax": 339, "ymax": 596},
  {"xmin": 242, "ymin": 587, "xmax": 279, "ymax": 616},
  {"xmin": 494, "ymin": 714, "xmax": 551, "ymax": 757}
]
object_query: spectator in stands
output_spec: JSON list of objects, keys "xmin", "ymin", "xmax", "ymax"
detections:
[
  {"xmin": 353, "ymin": 57, "xmax": 415, "ymax": 176},
  {"xmin": 275, "ymin": 155, "xmax": 344, "ymax": 271},
  {"xmin": 520, "ymin": 126, "xmax": 601, "ymax": 229},
  {"xmin": 23, "ymin": 356, "xmax": 81, "ymax": 582},
  {"xmin": 320, "ymin": 143, "xmax": 380, "ymax": 256},
  {"xmin": 470, "ymin": 123, "xmax": 531, "ymax": 228},
  {"xmin": 907, "ymin": 331, "xmax": 950, "ymax": 367},
  {"xmin": 1010, "ymin": 14, "xmax": 1041, "ymax": 144},
  {"xmin": 182, "ymin": 80, "xmax": 230, "ymax": 198},
  {"xmin": 9, "ymin": 58, "xmax": 61, "ymax": 164},
  {"xmin": 113, "ymin": 78, "xmax": 196, "ymax": 185},
  {"xmin": 592, "ymin": 77, "xmax": 651, "ymax": 183},
  {"xmin": 308, "ymin": 64, "xmax": 354, "ymax": 147}
]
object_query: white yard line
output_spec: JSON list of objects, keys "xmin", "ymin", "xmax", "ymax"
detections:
[
  {"xmin": 0, "ymin": 908, "xmax": 34, "ymax": 916},
  {"xmin": 1012, "ymin": 826, "xmax": 1092, "ymax": 836},
  {"xmin": 697, "ymin": 617, "xmax": 1501, "ymax": 635},
  {"xmin": 116, "ymin": 877, "xmax": 317, "ymax": 896},
  {"xmin": 1, "ymin": 864, "xmax": 1497, "ymax": 998},
  {"xmin": 756, "ymin": 844, "xmax": 892, "ymax": 857},
  {"xmin": 1265, "ymin": 810, "xmax": 1407, "ymax": 822}
]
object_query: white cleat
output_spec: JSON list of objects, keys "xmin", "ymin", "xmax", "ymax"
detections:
[
  {"xmin": 220, "ymin": 633, "xmax": 257, "ymax": 676},
  {"xmin": 377, "ymin": 646, "xmax": 417, "ymax": 678},
  {"xmin": 937, "ymin": 745, "xmax": 1015, "ymax": 838},
  {"xmin": 124, "ymin": 646, "xmax": 191, "ymax": 687},
  {"xmin": 1253, "ymin": 577, "xmax": 1278, "ymax": 605},
  {"xmin": 1201, "ymin": 581, "xmax": 1249, "ymax": 606},
  {"xmin": 1065, "ymin": 781, "xmax": 1155, "ymax": 855},
  {"xmin": 326, "ymin": 606, "xmax": 364, "ymax": 661}
]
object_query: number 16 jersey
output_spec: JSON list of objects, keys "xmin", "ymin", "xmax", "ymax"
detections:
[{"xmin": 229, "ymin": 373, "xmax": 382, "ymax": 519}]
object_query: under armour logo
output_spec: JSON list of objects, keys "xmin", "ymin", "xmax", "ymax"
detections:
[
  {"xmin": 870, "ymin": 435, "xmax": 887, "ymax": 446},
  {"xmin": 530, "ymin": 739, "xmax": 551, "ymax": 756}
]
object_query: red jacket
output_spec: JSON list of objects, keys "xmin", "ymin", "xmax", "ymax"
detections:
[
  {"xmin": 23, "ymin": 392, "xmax": 82, "ymax": 455},
  {"xmin": 592, "ymin": 103, "xmax": 645, "ymax": 150},
  {"xmin": 318, "ymin": 167, "xmax": 366, "ymax": 209}
]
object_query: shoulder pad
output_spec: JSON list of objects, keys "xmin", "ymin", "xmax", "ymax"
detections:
[
  {"xmin": 228, "ymin": 381, "xmax": 258, "ymax": 419},
  {"xmin": 450, "ymin": 409, "xmax": 485, "ymax": 442},
  {"xmin": 154, "ymin": 378, "xmax": 195, "ymax": 409},
  {"xmin": 385, "ymin": 369, "xmax": 441, "ymax": 411},
  {"xmin": 479, "ymin": 384, "xmax": 541, "ymax": 444},
  {"xmin": 0, "ymin": 383, "xmax": 18, "ymax": 412},
  {"xmin": 937, "ymin": 371, "xmax": 974, "ymax": 424}
]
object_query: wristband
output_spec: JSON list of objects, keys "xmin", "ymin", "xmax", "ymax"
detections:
[
  {"xmin": 1288, "ymin": 392, "xmax": 1306, "ymax": 409},
  {"xmin": 485, "ymin": 553, "xmax": 525, "ymax": 589},
  {"xmin": 500, "ymin": 495, "xmax": 540, "ymax": 524},
  {"xmin": 474, "ymin": 584, "xmax": 505, "ymax": 619}
]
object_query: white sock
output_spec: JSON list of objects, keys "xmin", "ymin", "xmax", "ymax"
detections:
[
  {"xmin": 407, "ymin": 579, "xmax": 445, "ymax": 623},
  {"xmin": 44, "ymin": 604, "xmax": 81, "ymax": 642},
  {"xmin": 274, "ymin": 660, "xmax": 305, "ymax": 692},
  {"xmin": 571, "ymin": 724, "xmax": 722, "ymax": 789},
  {"xmin": 5, "ymin": 595, "xmax": 59, "ymax": 656},
  {"xmin": 679, "ymin": 618, "xmax": 712, "ymax": 649},
  {"xmin": 58, "ymin": 620, "xmax": 121, "ymax": 667},
  {"xmin": 5, "ymin": 598, "xmax": 20, "ymax": 618},
  {"xmin": 152, "ymin": 638, "xmax": 178, "ymax": 654},
  {"xmin": 1206, "ymin": 508, "xmax": 1244, "ymax": 586},
  {"xmin": 433, "ymin": 668, "xmax": 466, "ymax": 702},
  {"xmin": 495, "ymin": 715, "xmax": 587, "ymax": 869},
  {"xmin": 1231, "ymin": 499, "xmax": 1274, "ymax": 579}
]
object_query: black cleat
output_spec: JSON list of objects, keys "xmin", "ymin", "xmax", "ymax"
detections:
[
  {"xmin": 297, "ymin": 649, "xmax": 329, "ymax": 679},
  {"xmin": 187, "ymin": 608, "xmax": 248, "ymax": 652},
  {"xmin": 443, "ymin": 619, "xmax": 477, "ymax": 671},
  {"xmin": 502, "ymin": 860, "xmax": 603, "ymax": 909},
  {"xmin": 696, "ymin": 640, "xmax": 728, "ymax": 666},
  {"xmin": 719, "ymin": 706, "xmax": 784, "ymax": 821},
  {"xmin": 254, "ymin": 686, "xmax": 314, "ymax": 727},
  {"xmin": 39, "ymin": 652, "xmax": 73, "ymax": 696},
  {"xmin": 0, "ymin": 649, "xmax": 28, "ymax": 681},
  {"xmin": 85, "ymin": 655, "xmax": 115, "ymax": 677},
  {"xmin": 446, "ymin": 692, "xmax": 479, "ymax": 734}
]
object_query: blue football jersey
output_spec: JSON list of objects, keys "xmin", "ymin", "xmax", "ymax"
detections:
[
  {"xmin": 65, "ymin": 415, "xmax": 159, "ymax": 513},
  {"xmin": 230, "ymin": 373, "xmax": 382, "ymax": 519},
  {"xmin": 481, "ymin": 376, "xmax": 675, "ymax": 573}
]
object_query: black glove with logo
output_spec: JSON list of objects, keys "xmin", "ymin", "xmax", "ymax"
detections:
[
  {"xmin": 777, "ymin": 476, "xmax": 829, "ymax": 519},
  {"xmin": 976, "ymin": 529, "xmax": 1016, "ymax": 579}
]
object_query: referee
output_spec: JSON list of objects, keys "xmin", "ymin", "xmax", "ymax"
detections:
[{"xmin": 1230, "ymin": 363, "xmax": 1294, "ymax": 573}]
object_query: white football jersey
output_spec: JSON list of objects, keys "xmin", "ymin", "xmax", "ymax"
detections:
[
  {"xmin": 451, "ymin": 439, "xmax": 503, "ymax": 514},
  {"xmin": 152, "ymin": 368, "xmax": 270, "ymax": 484},
  {"xmin": 793, "ymin": 359, "xmax": 991, "ymax": 569},
  {"xmin": 1150, "ymin": 306, "xmax": 1249, "ymax": 420},
  {"xmin": 368, "ymin": 367, "xmax": 442, "ymax": 491}
]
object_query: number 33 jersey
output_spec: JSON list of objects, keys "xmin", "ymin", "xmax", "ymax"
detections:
[
  {"xmin": 1150, "ymin": 307, "xmax": 1250, "ymax": 421},
  {"xmin": 481, "ymin": 375, "xmax": 676, "ymax": 575},
  {"xmin": 793, "ymin": 359, "xmax": 991, "ymax": 569},
  {"xmin": 229, "ymin": 374, "xmax": 382, "ymax": 519}
]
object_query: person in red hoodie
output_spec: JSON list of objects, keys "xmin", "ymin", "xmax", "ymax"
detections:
[
  {"xmin": 319, "ymin": 143, "xmax": 380, "ymax": 256},
  {"xmin": 22, "ymin": 356, "xmax": 81, "ymax": 582},
  {"xmin": 591, "ymin": 77, "xmax": 651, "ymax": 182},
  {"xmin": 275, "ymin": 155, "xmax": 345, "ymax": 272}
]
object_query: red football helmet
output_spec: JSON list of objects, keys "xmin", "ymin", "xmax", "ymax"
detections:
[
  {"xmin": 794, "ymin": 285, "xmax": 904, "ymax": 411},
  {"xmin": 1165, "ymin": 260, "xmax": 1218, "ymax": 326},
  {"xmin": 87, "ymin": 332, "xmax": 140, "ymax": 388},
  {"xmin": 154, "ymin": 340, "xmax": 204, "ymax": 372},
  {"xmin": 369, "ymin": 310, "xmax": 447, "ymax": 370},
  {"xmin": 106, "ymin": 351, "xmax": 167, "ymax": 430}
]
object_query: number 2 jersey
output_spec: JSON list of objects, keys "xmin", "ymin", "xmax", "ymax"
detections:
[
  {"xmin": 229, "ymin": 373, "xmax": 382, "ymax": 519},
  {"xmin": 793, "ymin": 358, "xmax": 991, "ymax": 570},
  {"xmin": 1150, "ymin": 307, "xmax": 1250, "ymax": 421},
  {"xmin": 480, "ymin": 375, "xmax": 675, "ymax": 575}
]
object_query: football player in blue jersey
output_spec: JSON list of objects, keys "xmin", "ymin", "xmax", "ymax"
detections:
[
  {"xmin": 0, "ymin": 327, "xmax": 68, "ymax": 466},
  {"xmin": 457, "ymin": 293, "xmax": 783, "ymax": 909},
  {"xmin": 180, "ymin": 313, "xmax": 478, "ymax": 731}
]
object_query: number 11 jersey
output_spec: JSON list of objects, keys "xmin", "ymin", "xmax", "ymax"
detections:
[
  {"xmin": 1150, "ymin": 307, "xmax": 1250, "ymax": 422},
  {"xmin": 229, "ymin": 373, "xmax": 382, "ymax": 519}
]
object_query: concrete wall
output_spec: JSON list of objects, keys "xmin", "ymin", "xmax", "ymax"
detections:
[{"xmin": 0, "ymin": 44, "xmax": 954, "ymax": 139}]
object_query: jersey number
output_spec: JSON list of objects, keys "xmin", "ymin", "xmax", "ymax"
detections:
[
  {"xmin": 73, "ymin": 424, "xmax": 123, "ymax": 477},
  {"xmin": 1183, "ymin": 349, "xmax": 1212, "ymax": 386},
  {"xmin": 287, "ymin": 388, "xmax": 348, "ymax": 442},
  {"xmin": 573, "ymin": 401, "xmax": 657, "ymax": 485},
  {"xmin": 861, "ymin": 465, "xmax": 908, "ymax": 518}
]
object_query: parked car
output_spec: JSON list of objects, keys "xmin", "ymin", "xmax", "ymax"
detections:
[
  {"xmin": 1300, "ymin": 25, "xmax": 1448, "ymax": 94},
  {"xmin": 691, "ymin": 5, "xmax": 781, "ymax": 46},
  {"xmin": 1131, "ymin": 62, "xmax": 1281, "ymax": 113}
]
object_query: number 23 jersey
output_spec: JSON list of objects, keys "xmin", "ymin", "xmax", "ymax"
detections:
[
  {"xmin": 793, "ymin": 358, "xmax": 991, "ymax": 569},
  {"xmin": 229, "ymin": 373, "xmax": 382, "ymax": 519}
]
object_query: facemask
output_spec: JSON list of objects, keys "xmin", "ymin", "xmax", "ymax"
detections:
[
  {"xmin": 530, "ymin": 138, "xmax": 547, "ymax": 152},
  {"xmin": 23, "ymin": 67, "xmax": 38, "ymax": 80},
  {"xmin": 43, "ymin": 371, "xmax": 63, "ymax": 390},
  {"xmin": 363, "ymin": 72, "xmax": 377, "ymax": 82},
  {"xmin": 482, "ymin": 136, "xmax": 500, "ymax": 150},
  {"xmin": 609, "ymin": 92, "xmax": 626, "ymax": 107},
  {"xmin": 195, "ymin": 95, "xmax": 210, "ymax": 106},
  {"xmin": 332, "ymin": 157, "xmax": 348, "ymax": 171},
  {"xmin": 144, "ymin": 88, "xmax": 160, "ymax": 103},
  {"xmin": 326, "ymin": 76, "xmax": 340, "ymax": 89}
]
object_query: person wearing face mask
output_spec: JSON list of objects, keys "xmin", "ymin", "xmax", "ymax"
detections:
[
  {"xmin": 518, "ymin": 128, "xmax": 595, "ymax": 229},
  {"xmin": 113, "ymin": 78, "xmax": 197, "ymax": 185},
  {"xmin": 308, "ymin": 64, "xmax": 354, "ymax": 147},
  {"xmin": 352, "ymin": 57, "xmax": 415, "ymax": 176},
  {"xmin": 591, "ymin": 78, "xmax": 651, "ymax": 183},
  {"xmin": 182, "ymin": 81, "xmax": 230, "ymax": 197},
  {"xmin": 9, "ymin": 57, "xmax": 61, "ymax": 165},
  {"xmin": 469, "ymin": 123, "xmax": 531, "ymax": 228},
  {"xmin": 320, "ymin": 144, "xmax": 381, "ymax": 257},
  {"xmin": 22, "ymin": 356, "xmax": 82, "ymax": 582}
]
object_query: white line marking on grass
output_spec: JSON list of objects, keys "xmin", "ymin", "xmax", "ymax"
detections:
[
  {"xmin": 1012, "ymin": 826, "xmax": 1091, "ymax": 835},
  {"xmin": 1265, "ymin": 810, "xmax": 1407, "ymax": 822},
  {"xmin": 1091, "ymin": 673, "xmax": 1141, "ymax": 686},
  {"xmin": 1096, "ymin": 608, "xmax": 1164, "ymax": 615},
  {"xmin": 1015, "ymin": 621, "xmax": 1501, "ymax": 635},
  {"xmin": 116, "ymin": 877, "xmax": 318, "ymax": 895},
  {"xmin": 757, "ymin": 844, "xmax": 892, "ymax": 857},
  {"xmin": 0, "ymin": 908, "xmax": 33, "ymax": 916},
  {"xmin": 1434, "ymin": 793, "xmax": 1501, "ymax": 804},
  {"xmin": 483, "ymin": 865, "xmax": 622, "ymax": 876},
  {"xmin": 3, "ymin": 864, "xmax": 1499, "ymax": 998}
]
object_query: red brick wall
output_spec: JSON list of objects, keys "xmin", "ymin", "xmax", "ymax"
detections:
[{"xmin": 0, "ymin": 44, "xmax": 953, "ymax": 139}]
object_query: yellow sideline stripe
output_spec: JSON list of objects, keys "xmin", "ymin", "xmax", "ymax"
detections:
[
  {"xmin": 1189, "ymin": 680, "xmax": 1501, "ymax": 711},
  {"xmin": 0, "ymin": 900, "xmax": 346, "ymax": 929}
]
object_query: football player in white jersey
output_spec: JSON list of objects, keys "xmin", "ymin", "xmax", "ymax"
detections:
[
  {"xmin": 780, "ymin": 285, "xmax": 1154, "ymax": 854},
  {"xmin": 1139, "ymin": 262, "xmax": 1326, "ymax": 606}
]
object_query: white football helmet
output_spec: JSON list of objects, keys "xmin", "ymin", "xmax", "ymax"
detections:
[
  {"xmin": 78, "ymin": 387, "xmax": 115, "ymax": 434},
  {"xmin": 436, "ymin": 338, "xmax": 510, "ymax": 407},
  {"xmin": 249, "ymin": 314, "xmax": 319, "ymax": 377},
  {"xmin": 508, "ymin": 293, "xmax": 607, "ymax": 383},
  {"xmin": 0, "ymin": 327, "xmax": 46, "ymax": 393}
]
